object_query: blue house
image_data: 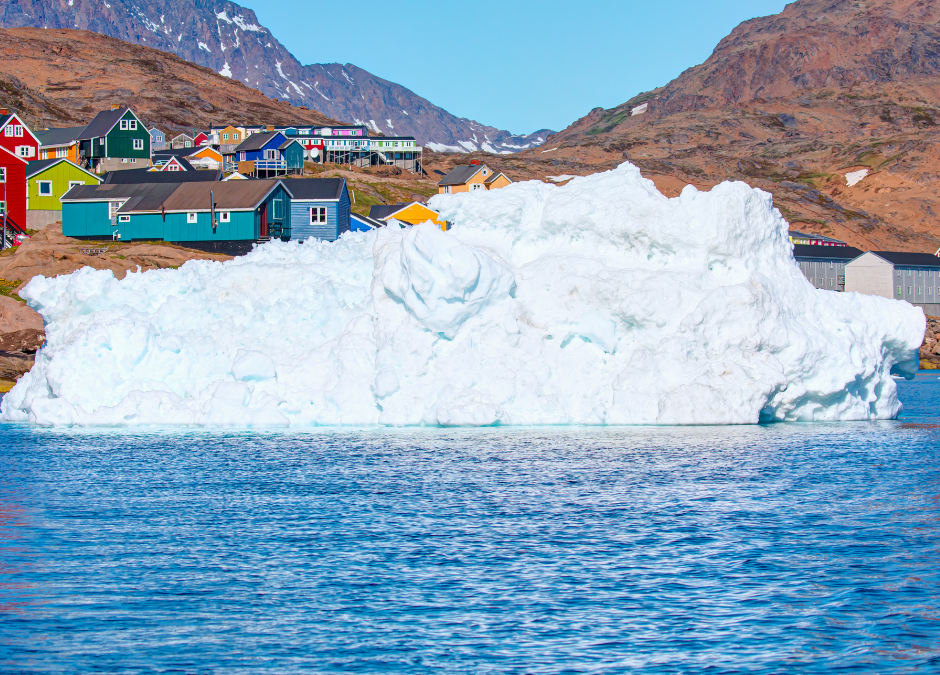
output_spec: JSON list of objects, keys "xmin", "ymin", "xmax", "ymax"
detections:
[
  {"xmin": 351, "ymin": 213, "xmax": 382, "ymax": 232},
  {"xmin": 227, "ymin": 131, "xmax": 296, "ymax": 177},
  {"xmin": 287, "ymin": 177, "xmax": 350, "ymax": 241},
  {"xmin": 61, "ymin": 179, "xmax": 292, "ymax": 254}
]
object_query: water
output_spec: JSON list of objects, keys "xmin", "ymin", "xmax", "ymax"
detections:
[{"xmin": 2, "ymin": 375, "xmax": 939, "ymax": 674}]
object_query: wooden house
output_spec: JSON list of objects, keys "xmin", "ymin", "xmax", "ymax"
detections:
[
  {"xmin": 36, "ymin": 127, "xmax": 84, "ymax": 163},
  {"xmin": 368, "ymin": 202, "xmax": 448, "ymax": 231},
  {"xmin": 151, "ymin": 156, "xmax": 193, "ymax": 172},
  {"xmin": 287, "ymin": 177, "xmax": 350, "ymax": 241},
  {"xmin": 188, "ymin": 146, "xmax": 223, "ymax": 170},
  {"xmin": 77, "ymin": 106, "xmax": 151, "ymax": 173},
  {"xmin": 351, "ymin": 213, "xmax": 383, "ymax": 232},
  {"xmin": 26, "ymin": 158, "xmax": 101, "ymax": 230},
  {"xmin": 229, "ymin": 131, "xmax": 293, "ymax": 177},
  {"xmin": 149, "ymin": 127, "xmax": 167, "ymax": 151},
  {"xmin": 193, "ymin": 132, "xmax": 210, "ymax": 146},
  {"xmin": 171, "ymin": 133, "xmax": 195, "ymax": 149},
  {"xmin": 437, "ymin": 164, "xmax": 512, "ymax": 194},
  {"xmin": 0, "ymin": 146, "xmax": 29, "ymax": 239},
  {"xmin": 0, "ymin": 110, "xmax": 39, "ymax": 161},
  {"xmin": 61, "ymin": 179, "xmax": 292, "ymax": 254}
]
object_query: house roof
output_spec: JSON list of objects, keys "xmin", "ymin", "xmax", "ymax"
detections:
[
  {"xmin": 789, "ymin": 230, "xmax": 846, "ymax": 244},
  {"xmin": 154, "ymin": 147, "xmax": 199, "ymax": 158},
  {"xmin": 233, "ymin": 131, "xmax": 285, "ymax": 152},
  {"xmin": 351, "ymin": 213, "xmax": 384, "ymax": 229},
  {"xmin": 156, "ymin": 156, "xmax": 195, "ymax": 171},
  {"xmin": 26, "ymin": 158, "xmax": 100, "ymax": 181},
  {"xmin": 438, "ymin": 165, "xmax": 485, "ymax": 186},
  {"xmin": 35, "ymin": 127, "xmax": 85, "ymax": 147},
  {"xmin": 285, "ymin": 177, "xmax": 346, "ymax": 201},
  {"xmin": 278, "ymin": 139, "xmax": 303, "ymax": 151},
  {"xmin": 160, "ymin": 179, "xmax": 291, "ymax": 212},
  {"xmin": 172, "ymin": 133, "xmax": 194, "ymax": 140},
  {"xmin": 61, "ymin": 183, "xmax": 181, "ymax": 211},
  {"xmin": 103, "ymin": 168, "xmax": 222, "ymax": 184},
  {"xmin": 484, "ymin": 172, "xmax": 510, "ymax": 184},
  {"xmin": 369, "ymin": 203, "xmax": 409, "ymax": 220},
  {"xmin": 792, "ymin": 245, "xmax": 864, "ymax": 261},
  {"xmin": 870, "ymin": 251, "xmax": 940, "ymax": 268},
  {"xmin": 78, "ymin": 107, "xmax": 139, "ymax": 140}
]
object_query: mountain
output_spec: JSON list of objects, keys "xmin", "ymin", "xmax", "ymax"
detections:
[
  {"xmin": 0, "ymin": 27, "xmax": 343, "ymax": 133},
  {"xmin": 537, "ymin": 0, "xmax": 940, "ymax": 252},
  {"xmin": 0, "ymin": 0, "xmax": 550, "ymax": 151}
]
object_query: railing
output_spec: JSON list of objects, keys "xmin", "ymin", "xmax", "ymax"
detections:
[{"xmin": 253, "ymin": 160, "xmax": 286, "ymax": 171}]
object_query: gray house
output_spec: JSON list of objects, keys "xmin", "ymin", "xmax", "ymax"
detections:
[
  {"xmin": 287, "ymin": 177, "xmax": 350, "ymax": 241},
  {"xmin": 793, "ymin": 244, "xmax": 864, "ymax": 291},
  {"xmin": 845, "ymin": 251, "xmax": 940, "ymax": 316}
]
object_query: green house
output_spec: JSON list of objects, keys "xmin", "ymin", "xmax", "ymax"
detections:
[
  {"xmin": 61, "ymin": 179, "xmax": 293, "ymax": 255},
  {"xmin": 26, "ymin": 158, "xmax": 101, "ymax": 230},
  {"xmin": 77, "ymin": 106, "xmax": 151, "ymax": 174}
]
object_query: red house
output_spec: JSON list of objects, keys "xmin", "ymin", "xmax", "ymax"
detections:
[
  {"xmin": 0, "ymin": 110, "xmax": 39, "ymax": 161},
  {"xmin": 0, "ymin": 146, "xmax": 29, "ymax": 235},
  {"xmin": 193, "ymin": 132, "xmax": 209, "ymax": 146}
]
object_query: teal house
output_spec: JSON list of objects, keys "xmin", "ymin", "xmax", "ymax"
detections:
[
  {"xmin": 61, "ymin": 179, "xmax": 292, "ymax": 254},
  {"xmin": 77, "ymin": 105, "xmax": 151, "ymax": 174}
]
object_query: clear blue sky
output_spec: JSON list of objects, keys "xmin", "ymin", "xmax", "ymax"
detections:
[{"xmin": 239, "ymin": 0, "xmax": 789, "ymax": 134}]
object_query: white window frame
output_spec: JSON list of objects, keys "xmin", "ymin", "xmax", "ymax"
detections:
[
  {"xmin": 120, "ymin": 120, "xmax": 129, "ymax": 131},
  {"xmin": 36, "ymin": 180, "xmax": 53, "ymax": 196},
  {"xmin": 133, "ymin": 138, "xmax": 144, "ymax": 150},
  {"xmin": 118, "ymin": 215, "xmax": 131, "ymax": 223},
  {"xmin": 310, "ymin": 206, "xmax": 327, "ymax": 224},
  {"xmin": 187, "ymin": 212, "xmax": 198, "ymax": 224},
  {"xmin": 128, "ymin": 119, "xmax": 137, "ymax": 131},
  {"xmin": 219, "ymin": 211, "xmax": 231, "ymax": 223},
  {"xmin": 14, "ymin": 125, "xmax": 23, "ymax": 137},
  {"xmin": 17, "ymin": 145, "xmax": 33, "ymax": 157},
  {"xmin": 68, "ymin": 180, "xmax": 83, "ymax": 190},
  {"xmin": 470, "ymin": 183, "xmax": 486, "ymax": 191},
  {"xmin": 272, "ymin": 198, "xmax": 283, "ymax": 220}
]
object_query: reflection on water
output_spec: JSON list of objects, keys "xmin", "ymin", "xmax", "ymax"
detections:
[{"xmin": 0, "ymin": 377, "xmax": 938, "ymax": 673}]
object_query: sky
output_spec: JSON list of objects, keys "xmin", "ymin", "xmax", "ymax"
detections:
[{"xmin": 238, "ymin": 0, "xmax": 790, "ymax": 135}]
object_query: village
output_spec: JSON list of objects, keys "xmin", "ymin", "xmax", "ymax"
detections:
[{"xmin": 0, "ymin": 103, "xmax": 938, "ymax": 357}]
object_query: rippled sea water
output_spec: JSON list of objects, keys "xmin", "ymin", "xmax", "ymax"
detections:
[{"xmin": 2, "ymin": 374, "xmax": 940, "ymax": 674}]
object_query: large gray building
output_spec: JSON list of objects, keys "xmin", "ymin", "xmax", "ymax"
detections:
[
  {"xmin": 845, "ymin": 251, "xmax": 940, "ymax": 316},
  {"xmin": 793, "ymin": 244, "xmax": 864, "ymax": 291}
]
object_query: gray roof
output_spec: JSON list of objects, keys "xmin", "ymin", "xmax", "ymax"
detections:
[
  {"xmin": 789, "ymin": 230, "xmax": 846, "ymax": 245},
  {"xmin": 35, "ymin": 127, "xmax": 85, "ymax": 146},
  {"xmin": 369, "ymin": 204, "xmax": 409, "ymax": 220},
  {"xmin": 285, "ymin": 177, "xmax": 345, "ymax": 201},
  {"xmin": 872, "ymin": 251, "xmax": 940, "ymax": 268},
  {"xmin": 78, "ymin": 107, "xmax": 137, "ymax": 140},
  {"xmin": 156, "ymin": 156, "xmax": 196, "ymax": 171},
  {"xmin": 233, "ymin": 131, "xmax": 285, "ymax": 152},
  {"xmin": 438, "ymin": 165, "xmax": 484, "ymax": 186},
  {"xmin": 154, "ymin": 147, "xmax": 199, "ymax": 158},
  {"xmin": 103, "ymin": 168, "xmax": 222, "ymax": 184},
  {"xmin": 26, "ymin": 158, "xmax": 96, "ymax": 180},
  {"xmin": 351, "ymin": 213, "xmax": 384, "ymax": 229},
  {"xmin": 61, "ymin": 183, "xmax": 182, "ymax": 212},
  {"xmin": 61, "ymin": 179, "xmax": 287, "ymax": 213},
  {"xmin": 792, "ymin": 245, "xmax": 864, "ymax": 261}
]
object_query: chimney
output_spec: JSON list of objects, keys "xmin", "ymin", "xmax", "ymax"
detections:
[
  {"xmin": 0, "ymin": 108, "xmax": 9, "ymax": 116},
  {"xmin": 110, "ymin": 103, "xmax": 122, "ymax": 111},
  {"xmin": 470, "ymin": 159, "xmax": 481, "ymax": 165}
]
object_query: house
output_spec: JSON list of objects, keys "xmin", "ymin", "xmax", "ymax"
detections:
[
  {"xmin": 77, "ymin": 105, "xmax": 151, "ymax": 173},
  {"xmin": 149, "ymin": 127, "xmax": 167, "ymax": 151},
  {"xmin": 793, "ymin": 244, "xmax": 863, "ymax": 291},
  {"xmin": 789, "ymin": 231, "xmax": 847, "ymax": 247},
  {"xmin": 102, "ymin": 168, "xmax": 222, "ymax": 184},
  {"xmin": 36, "ymin": 127, "xmax": 84, "ymax": 163},
  {"xmin": 171, "ymin": 133, "xmax": 195, "ymax": 149},
  {"xmin": 193, "ymin": 132, "xmax": 209, "ymax": 146},
  {"xmin": 222, "ymin": 171, "xmax": 249, "ymax": 181},
  {"xmin": 350, "ymin": 213, "xmax": 384, "ymax": 232},
  {"xmin": 0, "ymin": 146, "xmax": 29, "ymax": 241},
  {"xmin": 25, "ymin": 158, "xmax": 101, "ymax": 230},
  {"xmin": 368, "ymin": 202, "xmax": 447, "ymax": 231},
  {"xmin": 279, "ymin": 139, "xmax": 306, "ymax": 174},
  {"xmin": 287, "ymin": 177, "xmax": 350, "ymax": 241},
  {"xmin": 0, "ymin": 109, "xmax": 39, "ymax": 161},
  {"xmin": 438, "ymin": 163, "xmax": 511, "ymax": 194},
  {"xmin": 845, "ymin": 251, "xmax": 940, "ymax": 316},
  {"xmin": 61, "ymin": 179, "xmax": 292, "ymax": 254},
  {"xmin": 152, "ymin": 156, "xmax": 193, "ymax": 172},
  {"xmin": 213, "ymin": 125, "xmax": 246, "ymax": 151},
  {"xmin": 187, "ymin": 146, "xmax": 223, "ymax": 170},
  {"xmin": 368, "ymin": 137, "xmax": 422, "ymax": 172},
  {"xmin": 229, "ymin": 131, "xmax": 292, "ymax": 177}
]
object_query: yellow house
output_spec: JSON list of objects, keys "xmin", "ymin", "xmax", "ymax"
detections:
[
  {"xmin": 437, "ymin": 163, "xmax": 513, "ymax": 194},
  {"xmin": 369, "ymin": 202, "xmax": 449, "ymax": 231},
  {"xmin": 217, "ymin": 125, "xmax": 244, "ymax": 145}
]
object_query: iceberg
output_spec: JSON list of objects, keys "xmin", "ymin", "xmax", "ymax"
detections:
[{"xmin": 0, "ymin": 163, "xmax": 924, "ymax": 427}]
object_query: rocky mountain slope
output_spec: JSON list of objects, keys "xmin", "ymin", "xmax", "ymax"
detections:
[
  {"xmin": 0, "ymin": 27, "xmax": 342, "ymax": 134},
  {"xmin": 0, "ymin": 0, "xmax": 550, "ymax": 151},
  {"xmin": 538, "ymin": 0, "xmax": 940, "ymax": 252}
]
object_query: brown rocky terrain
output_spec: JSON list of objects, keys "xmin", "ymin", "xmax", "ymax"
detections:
[
  {"xmin": 512, "ymin": 0, "xmax": 940, "ymax": 253},
  {"xmin": 0, "ymin": 27, "xmax": 342, "ymax": 134},
  {"xmin": 921, "ymin": 316, "xmax": 940, "ymax": 369},
  {"xmin": 0, "ymin": 0, "xmax": 551, "ymax": 149}
]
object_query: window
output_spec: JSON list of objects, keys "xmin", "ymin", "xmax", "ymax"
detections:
[
  {"xmin": 128, "ymin": 120, "xmax": 137, "ymax": 130},
  {"xmin": 483, "ymin": 169, "xmax": 489, "ymax": 176},
  {"xmin": 56, "ymin": 148, "xmax": 68, "ymax": 158},
  {"xmin": 219, "ymin": 211, "xmax": 230, "ymax": 223},
  {"xmin": 264, "ymin": 149, "xmax": 278, "ymax": 160},
  {"xmin": 908, "ymin": 286, "xmax": 912, "ymax": 294},
  {"xmin": 442, "ymin": 186, "xmax": 451, "ymax": 194},
  {"xmin": 120, "ymin": 120, "xmax": 128, "ymax": 130},
  {"xmin": 41, "ymin": 149, "xmax": 49, "ymax": 160},
  {"xmin": 130, "ymin": 159, "xmax": 136, "ymax": 163},
  {"xmin": 898, "ymin": 286, "xmax": 902, "ymax": 295},
  {"xmin": 223, "ymin": 133, "xmax": 229, "ymax": 140},
  {"xmin": 167, "ymin": 164, "xmax": 180, "ymax": 171},
  {"xmin": 37, "ymin": 180, "xmax": 52, "ymax": 196},
  {"xmin": 470, "ymin": 183, "xmax": 486, "ymax": 191},
  {"xmin": 118, "ymin": 215, "xmax": 130, "ymax": 223},
  {"xmin": 121, "ymin": 158, "xmax": 128, "ymax": 163},
  {"xmin": 17, "ymin": 146, "xmax": 34, "ymax": 157},
  {"xmin": 14, "ymin": 125, "xmax": 22, "ymax": 137},
  {"xmin": 3, "ymin": 126, "xmax": 11, "ymax": 137},
  {"xmin": 233, "ymin": 133, "xmax": 240, "ymax": 141},
  {"xmin": 310, "ymin": 207, "xmax": 327, "ymax": 224},
  {"xmin": 240, "ymin": 152, "xmax": 247, "ymax": 161},
  {"xmin": 68, "ymin": 181, "xmax": 83, "ymax": 190},
  {"xmin": 185, "ymin": 141, "xmax": 192, "ymax": 148},
  {"xmin": 187, "ymin": 213, "xmax": 198, "ymax": 224},
  {"xmin": 133, "ymin": 139, "xmax": 144, "ymax": 150},
  {"xmin": 272, "ymin": 198, "xmax": 283, "ymax": 220}
]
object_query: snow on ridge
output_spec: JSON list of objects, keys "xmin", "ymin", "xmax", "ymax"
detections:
[
  {"xmin": 386, "ymin": 119, "xmax": 394, "ymax": 130},
  {"xmin": 426, "ymin": 142, "xmax": 465, "ymax": 153},
  {"xmin": 313, "ymin": 82, "xmax": 331, "ymax": 101},
  {"xmin": 219, "ymin": 62, "xmax": 232, "ymax": 78},
  {"xmin": 342, "ymin": 71, "xmax": 355, "ymax": 85},
  {"xmin": 198, "ymin": 41, "xmax": 211, "ymax": 53},
  {"xmin": 481, "ymin": 142, "xmax": 511, "ymax": 155},
  {"xmin": 216, "ymin": 10, "xmax": 263, "ymax": 32},
  {"xmin": 458, "ymin": 140, "xmax": 479, "ymax": 152}
]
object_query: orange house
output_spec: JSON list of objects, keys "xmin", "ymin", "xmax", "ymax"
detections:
[
  {"xmin": 437, "ymin": 163, "xmax": 513, "ymax": 194},
  {"xmin": 35, "ymin": 127, "xmax": 83, "ymax": 164},
  {"xmin": 369, "ymin": 202, "xmax": 449, "ymax": 231}
]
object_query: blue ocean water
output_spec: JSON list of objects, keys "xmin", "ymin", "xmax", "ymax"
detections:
[{"xmin": 1, "ymin": 375, "xmax": 939, "ymax": 674}]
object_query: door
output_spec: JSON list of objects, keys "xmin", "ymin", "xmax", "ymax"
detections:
[{"xmin": 260, "ymin": 203, "xmax": 268, "ymax": 238}]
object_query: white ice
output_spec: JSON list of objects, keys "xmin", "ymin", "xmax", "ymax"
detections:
[
  {"xmin": 845, "ymin": 169, "xmax": 869, "ymax": 187},
  {"xmin": 1, "ymin": 163, "xmax": 924, "ymax": 427}
]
